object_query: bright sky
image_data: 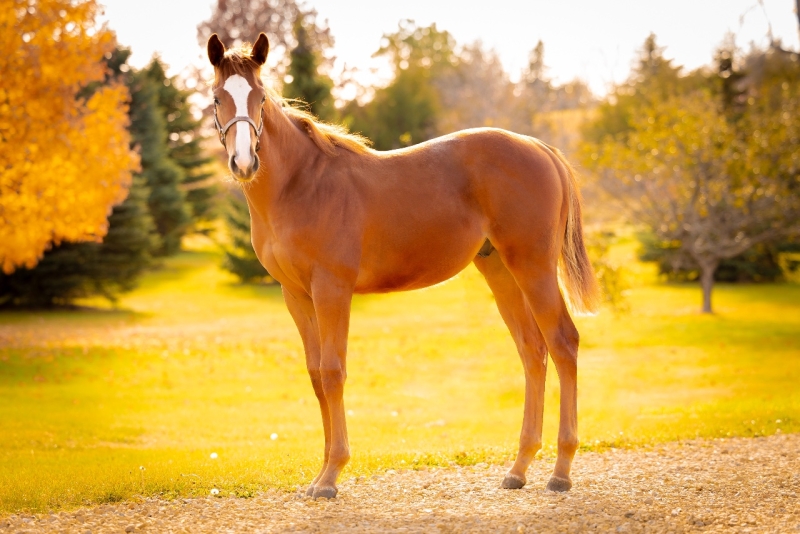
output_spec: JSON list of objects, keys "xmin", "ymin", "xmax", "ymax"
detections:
[{"xmin": 99, "ymin": 0, "xmax": 799, "ymax": 96}]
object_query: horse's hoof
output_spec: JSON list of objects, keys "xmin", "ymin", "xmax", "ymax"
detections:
[
  {"xmin": 305, "ymin": 485, "xmax": 315, "ymax": 497},
  {"xmin": 312, "ymin": 486, "xmax": 338, "ymax": 499},
  {"xmin": 546, "ymin": 476, "xmax": 572, "ymax": 492},
  {"xmin": 501, "ymin": 473, "xmax": 526, "ymax": 489}
]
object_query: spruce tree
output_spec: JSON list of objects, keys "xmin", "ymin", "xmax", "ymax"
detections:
[
  {"xmin": 283, "ymin": 19, "xmax": 335, "ymax": 121},
  {"xmin": 127, "ymin": 69, "xmax": 190, "ymax": 256},
  {"xmin": 143, "ymin": 59, "xmax": 218, "ymax": 229},
  {"xmin": 91, "ymin": 176, "xmax": 158, "ymax": 296}
]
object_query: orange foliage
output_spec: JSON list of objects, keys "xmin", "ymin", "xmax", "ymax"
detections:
[{"xmin": 0, "ymin": 0, "xmax": 139, "ymax": 274}]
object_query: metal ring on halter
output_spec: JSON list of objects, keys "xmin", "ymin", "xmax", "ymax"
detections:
[{"xmin": 214, "ymin": 106, "xmax": 265, "ymax": 152}]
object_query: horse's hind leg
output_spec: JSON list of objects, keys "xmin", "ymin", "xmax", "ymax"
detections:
[
  {"xmin": 508, "ymin": 263, "xmax": 580, "ymax": 492},
  {"xmin": 282, "ymin": 287, "xmax": 331, "ymax": 496},
  {"xmin": 474, "ymin": 253, "xmax": 547, "ymax": 489}
]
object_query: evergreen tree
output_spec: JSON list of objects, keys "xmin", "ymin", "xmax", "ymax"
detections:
[
  {"xmin": 283, "ymin": 19, "xmax": 335, "ymax": 121},
  {"xmin": 128, "ymin": 68, "xmax": 191, "ymax": 255},
  {"xmin": 143, "ymin": 59, "xmax": 219, "ymax": 229},
  {"xmin": 91, "ymin": 176, "xmax": 158, "ymax": 295},
  {"xmin": 197, "ymin": 0, "xmax": 333, "ymax": 76},
  {"xmin": 522, "ymin": 41, "xmax": 553, "ymax": 106},
  {"xmin": 714, "ymin": 37, "xmax": 746, "ymax": 118},
  {"xmin": 0, "ymin": 245, "xmax": 99, "ymax": 307}
]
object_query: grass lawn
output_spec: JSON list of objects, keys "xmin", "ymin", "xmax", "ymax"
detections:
[{"xmin": 0, "ymin": 243, "xmax": 798, "ymax": 514}]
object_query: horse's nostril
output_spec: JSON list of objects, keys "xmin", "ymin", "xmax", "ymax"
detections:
[
  {"xmin": 228, "ymin": 152, "xmax": 258, "ymax": 181},
  {"xmin": 233, "ymin": 148, "xmax": 254, "ymax": 170}
]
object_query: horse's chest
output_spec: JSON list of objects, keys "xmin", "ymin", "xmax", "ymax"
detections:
[
  {"xmin": 252, "ymin": 239, "xmax": 278, "ymax": 274},
  {"xmin": 250, "ymin": 223, "xmax": 299, "ymax": 288}
]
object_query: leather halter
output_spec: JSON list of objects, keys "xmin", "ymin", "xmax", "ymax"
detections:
[{"xmin": 214, "ymin": 104, "xmax": 265, "ymax": 152}]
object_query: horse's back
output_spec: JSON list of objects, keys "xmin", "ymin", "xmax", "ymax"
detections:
[
  {"xmin": 378, "ymin": 127, "xmax": 568, "ymax": 244},
  {"xmin": 352, "ymin": 128, "xmax": 567, "ymax": 293}
]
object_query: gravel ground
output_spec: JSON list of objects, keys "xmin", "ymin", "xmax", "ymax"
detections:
[{"xmin": 2, "ymin": 433, "xmax": 798, "ymax": 533}]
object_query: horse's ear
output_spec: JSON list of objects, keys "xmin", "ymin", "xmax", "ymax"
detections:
[
  {"xmin": 207, "ymin": 34, "xmax": 225, "ymax": 67},
  {"xmin": 252, "ymin": 33, "xmax": 269, "ymax": 66}
]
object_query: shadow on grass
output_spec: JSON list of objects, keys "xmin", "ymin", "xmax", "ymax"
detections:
[
  {"xmin": 219, "ymin": 280, "xmax": 284, "ymax": 302},
  {"xmin": 0, "ymin": 305, "xmax": 146, "ymax": 325}
]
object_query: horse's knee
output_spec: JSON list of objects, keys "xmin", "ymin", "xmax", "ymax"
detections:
[
  {"xmin": 307, "ymin": 369, "xmax": 326, "ymax": 398},
  {"xmin": 320, "ymin": 366, "xmax": 346, "ymax": 394}
]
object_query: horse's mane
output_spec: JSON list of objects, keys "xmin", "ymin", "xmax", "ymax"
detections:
[
  {"xmin": 215, "ymin": 44, "xmax": 372, "ymax": 157},
  {"xmin": 278, "ymin": 100, "xmax": 372, "ymax": 156}
]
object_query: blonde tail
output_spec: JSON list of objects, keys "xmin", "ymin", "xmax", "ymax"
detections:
[{"xmin": 551, "ymin": 147, "xmax": 600, "ymax": 315}]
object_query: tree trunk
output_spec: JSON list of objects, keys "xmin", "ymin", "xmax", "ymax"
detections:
[{"xmin": 699, "ymin": 261, "xmax": 718, "ymax": 314}]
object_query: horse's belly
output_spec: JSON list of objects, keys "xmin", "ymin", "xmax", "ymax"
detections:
[
  {"xmin": 353, "ymin": 224, "xmax": 483, "ymax": 294},
  {"xmin": 354, "ymin": 257, "xmax": 470, "ymax": 293}
]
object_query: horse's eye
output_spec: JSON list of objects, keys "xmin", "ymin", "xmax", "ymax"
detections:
[
  {"xmin": 261, "ymin": 97, "xmax": 266, "ymax": 104},
  {"xmin": 214, "ymin": 98, "xmax": 220, "ymax": 106}
]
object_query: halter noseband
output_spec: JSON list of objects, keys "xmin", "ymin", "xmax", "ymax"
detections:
[{"xmin": 214, "ymin": 104, "xmax": 265, "ymax": 152}]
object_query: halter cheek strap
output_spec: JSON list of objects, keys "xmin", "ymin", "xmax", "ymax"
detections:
[{"xmin": 214, "ymin": 106, "xmax": 265, "ymax": 152}]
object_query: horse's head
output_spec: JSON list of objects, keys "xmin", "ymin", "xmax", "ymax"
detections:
[{"xmin": 207, "ymin": 33, "xmax": 270, "ymax": 182}]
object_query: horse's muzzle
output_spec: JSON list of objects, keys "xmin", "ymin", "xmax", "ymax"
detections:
[{"xmin": 230, "ymin": 153, "xmax": 260, "ymax": 182}]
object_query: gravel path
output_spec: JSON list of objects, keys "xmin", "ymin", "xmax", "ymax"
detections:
[{"xmin": 2, "ymin": 433, "xmax": 798, "ymax": 533}]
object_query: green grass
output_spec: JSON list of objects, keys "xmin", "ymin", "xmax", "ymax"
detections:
[{"xmin": 0, "ymin": 244, "xmax": 798, "ymax": 514}]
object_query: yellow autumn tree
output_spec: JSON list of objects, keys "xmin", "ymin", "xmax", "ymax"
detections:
[{"xmin": 0, "ymin": 0, "xmax": 139, "ymax": 273}]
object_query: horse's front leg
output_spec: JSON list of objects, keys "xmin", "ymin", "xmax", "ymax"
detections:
[
  {"xmin": 308, "ymin": 273, "xmax": 354, "ymax": 499},
  {"xmin": 282, "ymin": 287, "xmax": 330, "ymax": 496}
]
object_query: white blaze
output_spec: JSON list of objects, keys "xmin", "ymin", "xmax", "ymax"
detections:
[{"xmin": 223, "ymin": 74, "xmax": 254, "ymax": 170}]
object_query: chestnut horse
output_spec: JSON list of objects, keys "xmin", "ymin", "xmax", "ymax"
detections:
[{"xmin": 207, "ymin": 33, "xmax": 599, "ymax": 499}]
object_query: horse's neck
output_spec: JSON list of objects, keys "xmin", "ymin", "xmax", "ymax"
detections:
[{"xmin": 244, "ymin": 107, "xmax": 316, "ymax": 222}]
